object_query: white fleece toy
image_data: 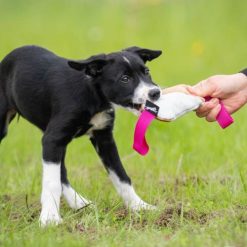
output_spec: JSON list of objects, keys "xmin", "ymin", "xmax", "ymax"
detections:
[
  {"xmin": 133, "ymin": 91, "xmax": 233, "ymax": 156},
  {"xmin": 146, "ymin": 92, "xmax": 203, "ymax": 121}
]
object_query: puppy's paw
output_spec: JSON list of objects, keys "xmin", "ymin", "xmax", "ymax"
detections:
[
  {"xmin": 129, "ymin": 200, "xmax": 157, "ymax": 211},
  {"xmin": 39, "ymin": 209, "xmax": 62, "ymax": 227},
  {"xmin": 62, "ymin": 185, "xmax": 92, "ymax": 210},
  {"xmin": 62, "ymin": 184, "xmax": 92, "ymax": 210},
  {"xmin": 70, "ymin": 195, "xmax": 92, "ymax": 210}
]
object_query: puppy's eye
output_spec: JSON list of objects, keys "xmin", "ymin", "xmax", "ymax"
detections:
[
  {"xmin": 120, "ymin": 75, "xmax": 130, "ymax": 83},
  {"xmin": 144, "ymin": 68, "xmax": 150, "ymax": 75}
]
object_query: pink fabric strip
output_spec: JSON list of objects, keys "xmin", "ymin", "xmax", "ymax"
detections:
[
  {"xmin": 133, "ymin": 96, "xmax": 234, "ymax": 156},
  {"xmin": 204, "ymin": 97, "xmax": 234, "ymax": 129},
  {"xmin": 216, "ymin": 102, "xmax": 234, "ymax": 128},
  {"xmin": 133, "ymin": 110, "xmax": 156, "ymax": 155}
]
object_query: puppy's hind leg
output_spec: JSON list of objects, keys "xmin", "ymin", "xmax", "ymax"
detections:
[{"xmin": 61, "ymin": 150, "xmax": 91, "ymax": 210}]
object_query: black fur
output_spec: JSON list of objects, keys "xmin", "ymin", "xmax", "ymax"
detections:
[{"xmin": 0, "ymin": 45, "xmax": 161, "ymax": 192}]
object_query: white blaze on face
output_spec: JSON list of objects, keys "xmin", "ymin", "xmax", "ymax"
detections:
[
  {"xmin": 123, "ymin": 56, "xmax": 131, "ymax": 65},
  {"xmin": 120, "ymin": 55, "xmax": 161, "ymax": 115},
  {"xmin": 133, "ymin": 81, "xmax": 161, "ymax": 104},
  {"xmin": 122, "ymin": 54, "xmax": 161, "ymax": 104}
]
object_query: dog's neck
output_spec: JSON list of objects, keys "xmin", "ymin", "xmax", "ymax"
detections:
[{"xmin": 89, "ymin": 79, "xmax": 112, "ymax": 112}]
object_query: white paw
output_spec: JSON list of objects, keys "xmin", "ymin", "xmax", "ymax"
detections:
[
  {"xmin": 39, "ymin": 208, "xmax": 62, "ymax": 227},
  {"xmin": 129, "ymin": 200, "xmax": 157, "ymax": 211},
  {"xmin": 62, "ymin": 184, "xmax": 91, "ymax": 210},
  {"xmin": 69, "ymin": 194, "xmax": 92, "ymax": 210}
]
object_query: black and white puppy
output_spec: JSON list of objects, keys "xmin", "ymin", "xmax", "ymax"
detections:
[{"xmin": 0, "ymin": 46, "xmax": 162, "ymax": 226}]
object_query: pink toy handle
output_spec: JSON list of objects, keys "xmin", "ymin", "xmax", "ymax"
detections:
[
  {"xmin": 204, "ymin": 96, "xmax": 234, "ymax": 129},
  {"xmin": 133, "ymin": 110, "xmax": 156, "ymax": 155},
  {"xmin": 133, "ymin": 97, "xmax": 234, "ymax": 156}
]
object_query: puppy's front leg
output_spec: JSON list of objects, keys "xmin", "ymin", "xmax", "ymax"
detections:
[{"xmin": 90, "ymin": 128, "xmax": 155, "ymax": 211}]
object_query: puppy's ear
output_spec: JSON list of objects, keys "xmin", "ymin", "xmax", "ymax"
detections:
[
  {"xmin": 124, "ymin": 46, "xmax": 162, "ymax": 63},
  {"xmin": 68, "ymin": 54, "xmax": 108, "ymax": 77}
]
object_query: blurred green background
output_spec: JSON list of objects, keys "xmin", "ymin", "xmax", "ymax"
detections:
[{"xmin": 0, "ymin": 0, "xmax": 246, "ymax": 246}]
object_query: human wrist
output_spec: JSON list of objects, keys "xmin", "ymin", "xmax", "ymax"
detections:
[{"xmin": 237, "ymin": 72, "xmax": 247, "ymax": 104}]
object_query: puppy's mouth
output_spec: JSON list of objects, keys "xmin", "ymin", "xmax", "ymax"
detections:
[
  {"xmin": 127, "ymin": 102, "xmax": 143, "ymax": 111},
  {"xmin": 115, "ymin": 99, "xmax": 146, "ymax": 115}
]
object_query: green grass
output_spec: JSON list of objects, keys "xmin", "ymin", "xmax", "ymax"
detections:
[{"xmin": 0, "ymin": 0, "xmax": 246, "ymax": 246}]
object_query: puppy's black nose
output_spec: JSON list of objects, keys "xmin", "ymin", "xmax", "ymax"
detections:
[{"xmin": 148, "ymin": 88, "xmax": 161, "ymax": 101}]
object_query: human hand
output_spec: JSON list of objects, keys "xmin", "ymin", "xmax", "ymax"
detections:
[{"xmin": 188, "ymin": 73, "xmax": 247, "ymax": 122}]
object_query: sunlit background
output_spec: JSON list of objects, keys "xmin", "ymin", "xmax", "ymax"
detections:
[{"xmin": 0, "ymin": 0, "xmax": 246, "ymax": 246}]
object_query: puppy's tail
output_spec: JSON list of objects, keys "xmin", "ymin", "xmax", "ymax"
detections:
[{"xmin": 0, "ymin": 64, "xmax": 8, "ymax": 142}]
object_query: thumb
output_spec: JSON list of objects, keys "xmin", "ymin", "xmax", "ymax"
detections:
[{"xmin": 188, "ymin": 80, "xmax": 216, "ymax": 98}]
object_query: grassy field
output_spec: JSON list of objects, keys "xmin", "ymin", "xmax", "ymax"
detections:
[{"xmin": 0, "ymin": 0, "xmax": 246, "ymax": 246}]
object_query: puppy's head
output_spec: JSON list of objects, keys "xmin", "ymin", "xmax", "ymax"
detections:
[{"xmin": 68, "ymin": 46, "xmax": 162, "ymax": 114}]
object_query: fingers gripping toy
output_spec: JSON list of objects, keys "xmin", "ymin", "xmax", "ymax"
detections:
[{"xmin": 133, "ymin": 92, "xmax": 234, "ymax": 156}]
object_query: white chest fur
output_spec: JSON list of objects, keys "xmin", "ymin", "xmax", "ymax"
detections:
[{"xmin": 87, "ymin": 110, "xmax": 112, "ymax": 135}]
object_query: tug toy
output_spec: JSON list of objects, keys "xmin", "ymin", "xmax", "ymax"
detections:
[{"xmin": 133, "ymin": 92, "xmax": 234, "ymax": 156}]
